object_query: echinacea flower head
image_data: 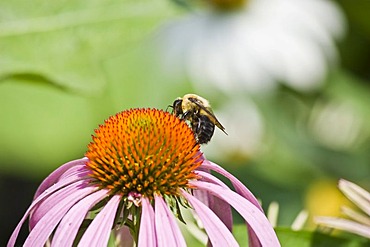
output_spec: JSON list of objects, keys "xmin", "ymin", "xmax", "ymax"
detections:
[
  {"xmin": 8, "ymin": 108, "xmax": 280, "ymax": 247},
  {"xmin": 85, "ymin": 108, "xmax": 201, "ymax": 199}
]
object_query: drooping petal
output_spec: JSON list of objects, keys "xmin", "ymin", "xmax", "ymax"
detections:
[
  {"xmin": 24, "ymin": 186, "xmax": 96, "ymax": 247},
  {"xmin": 315, "ymin": 216, "xmax": 370, "ymax": 239},
  {"xmin": 34, "ymin": 158, "xmax": 88, "ymax": 198},
  {"xmin": 193, "ymin": 172, "xmax": 233, "ymax": 245},
  {"xmin": 7, "ymin": 179, "xmax": 90, "ymax": 247},
  {"xmin": 181, "ymin": 190, "xmax": 239, "ymax": 247},
  {"xmin": 138, "ymin": 198, "xmax": 156, "ymax": 247},
  {"xmin": 57, "ymin": 163, "xmax": 89, "ymax": 181},
  {"xmin": 201, "ymin": 160, "xmax": 264, "ymax": 246},
  {"xmin": 197, "ymin": 169, "xmax": 259, "ymax": 246},
  {"xmin": 114, "ymin": 226, "xmax": 134, "ymax": 247},
  {"xmin": 196, "ymin": 171, "xmax": 229, "ymax": 189},
  {"xmin": 30, "ymin": 180, "xmax": 93, "ymax": 229},
  {"xmin": 247, "ymin": 227, "xmax": 262, "ymax": 247},
  {"xmin": 190, "ymin": 181, "xmax": 280, "ymax": 247},
  {"xmin": 192, "ymin": 165, "xmax": 212, "ymax": 207},
  {"xmin": 52, "ymin": 189, "xmax": 109, "ymax": 246},
  {"xmin": 209, "ymin": 196, "xmax": 233, "ymax": 231},
  {"xmin": 154, "ymin": 195, "xmax": 187, "ymax": 247},
  {"xmin": 193, "ymin": 189, "xmax": 210, "ymax": 207},
  {"xmin": 200, "ymin": 160, "xmax": 262, "ymax": 211},
  {"xmin": 78, "ymin": 194, "xmax": 121, "ymax": 247},
  {"xmin": 196, "ymin": 171, "xmax": 233, "ymax": 232}
]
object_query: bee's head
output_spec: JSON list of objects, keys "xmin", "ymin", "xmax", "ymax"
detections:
[{"xmin": 172, "ymin": 98, "xmax": 183, "ymax": 115}]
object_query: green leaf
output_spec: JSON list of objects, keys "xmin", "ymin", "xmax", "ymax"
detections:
[
  {"xmin": 0, "ymin": 0, "xmax": 175, "ymax": 95},
  {"xmin": 232, "ymin": 225, "xmax": 370, "ymax": 246},
  {"xmin": 276, "ymin": 227, "xmax": 370, "ymax": 247},
  {"xmin": 233, "ymin": 224, "xmax": 249, "ymax": 244}
]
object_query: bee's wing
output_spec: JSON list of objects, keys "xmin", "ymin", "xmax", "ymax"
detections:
[{"xmin": 188, "ymin": 98, "xmax": 228, "ymax": 135}]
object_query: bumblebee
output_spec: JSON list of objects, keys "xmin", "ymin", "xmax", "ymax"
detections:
[{"xmin": 171, "ymin": 94, "xmax": 227, "ymax": 144}]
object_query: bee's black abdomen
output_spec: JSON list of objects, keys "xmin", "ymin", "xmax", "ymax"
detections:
[
  {"xmin": 171, "ymin": 94, "xmax": 226, "ymax": 145},
  {"xmin": 193, "ymin": 115, "xmax": 215, "ymax": 144}
]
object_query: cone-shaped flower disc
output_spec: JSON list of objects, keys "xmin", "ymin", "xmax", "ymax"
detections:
[{"xmin": 86, "ymin": 108, "xmax": 202, "ymax": 198}]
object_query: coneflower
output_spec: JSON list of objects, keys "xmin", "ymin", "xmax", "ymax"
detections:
[{"xmin": 8, "ymin": 108, "xmax": 279, "ymax": 246}]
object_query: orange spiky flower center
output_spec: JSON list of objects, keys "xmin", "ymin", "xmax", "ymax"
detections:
[{"xmin": 85, "ymin": 108, "xmax": 203, "ymax": 200}]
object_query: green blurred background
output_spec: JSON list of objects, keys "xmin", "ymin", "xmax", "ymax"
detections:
[{"xmin": 1, "ymin": 0, "xmax": 369, "ymax": 245}]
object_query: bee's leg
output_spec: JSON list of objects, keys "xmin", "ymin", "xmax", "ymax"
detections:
[
  {"xmin": 195, "ymin": 118, "xmax": 201, "ymax": 133},
  {"xmin": 190, "ymin": 117, "xmax": 200, "ymax": 142},
  {"xmin": 166, "ymin": 105, "xmax": 173, "ymax": 113},
  {"xmin": 182, "ymin": 110, "xmax": 192, "ymax": 120}
]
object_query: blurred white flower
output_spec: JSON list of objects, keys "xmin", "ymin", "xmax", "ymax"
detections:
[
  {"xmin": 157, "ymin": 0, "xmax": 346, "ymax": 93},
  {"xmin": 309, "ymin": 100, "xmax": 364, "ymax": 151},
  {"xmin": 202, "ymin": 98, "xmax": 264, "ymax": 161}
]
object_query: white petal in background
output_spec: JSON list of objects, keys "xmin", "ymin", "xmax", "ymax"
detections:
[
  {"xmin": 157, "ymin": 0, "xmax": 346, "ymax": 94},
  {"xmin": 202, "ymin": 99, "xmax": 264, "ymax": 162}
]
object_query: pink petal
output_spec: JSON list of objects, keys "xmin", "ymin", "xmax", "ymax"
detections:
[
  {"xmin": 24, "ymin": 186, "xmax": 96, "ymax": 247},
  {"xmin": 200, "ymin": 160, "xmax": 264, "ymax": 246},
  {"xmin": 114, "ymin": 226, "xmax": 134, "ymax": 247},
  {"xmin": 196, "ymin": 171, "xmax": 229, "ymax": 189},
  {"xmin": 7, "ymin": 179, "xmax": 90, "ymax": 247},
  {"xmin": 200, "ymin": 160, "xmax": 262, "ymax": 211},
  {"xmin": 52, "ymin": 189, "xmax": 109, "ymax": 246},
  {"xmin": 196, "ymin": 171, "xmax": 233, "ymax": 232},
  {"xmin": 34, "ymin": 158, "xmax": 88, "ymax": 198},
  {"xmin": 190, "ymin": 181, "xmax": 280, "ymax": 247},
  {"xmin": 154, "ymin": 195, "xmax": 187, "ymax": 247},
  {"xmin": 193, "ymin": 189, "xmax": 210, "ymax": 207},
  {"xmin": 248, "ymin": 228, "xmax": 262, "ymax": 247},
  {"xmin": 57, "ymin": 164, "xmax": 89, "ymax": 181},
  {"xmin": 138, "ymin": 198, "xmax": 156, "ymax": 247},
  {"xmin": 78, "ymin": 194, "xmax": 122, "ymax": 247},
  {"xmin": 181, "ymin": 190, "xmax": 239, "ymax": 247},
  {"xmin": 30, "ymin": 180, "xmax": 93, "ymax": 229},
  {"xmin": 209, "ymin": 196, "xmax": 233, "ymax": 231}
]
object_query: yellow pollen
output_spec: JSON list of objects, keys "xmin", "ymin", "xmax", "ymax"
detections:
[{"xmin": 85, "ymin": 108, "xmax": 203, "ymax": 199}]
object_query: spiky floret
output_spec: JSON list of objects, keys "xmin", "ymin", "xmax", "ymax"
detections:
[{"xmin": 86, "ymin": 108, "xmax": 202, "ymax": 200}]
